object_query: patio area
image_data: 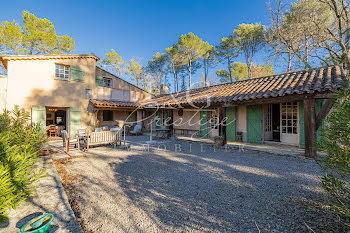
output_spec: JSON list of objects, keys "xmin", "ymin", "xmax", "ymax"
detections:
[{"xmin": 49, "ymin": 136, "xmax": 344, "ymax": 232}]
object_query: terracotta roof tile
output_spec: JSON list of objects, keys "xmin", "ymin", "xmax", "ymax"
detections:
[
  {"xmin": 141, "ymin": 65, "xmax": 347, "ymax": 107},
  {"xmin": 90, "ymin": 99, "xmax": 139, "ymax": 108}
]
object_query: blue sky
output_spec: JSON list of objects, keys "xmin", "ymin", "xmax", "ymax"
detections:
[{"xmin": 1, "ymin": 0, "xmax": 288, "ymax": 90}]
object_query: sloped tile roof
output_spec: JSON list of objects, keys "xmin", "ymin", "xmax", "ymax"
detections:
[
  {"xmin": 141, "ymin": 65, "xmax": 347, "ymax": 107},
  {"xmin": 90, "ymin": 99, "xmax": 140, "ymax": 108}
]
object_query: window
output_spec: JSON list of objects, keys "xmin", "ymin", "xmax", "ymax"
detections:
[
  {"xmin": 209, "ymin": 111, "xmax": 218, "ymax": 129},
  {"xmin": 103, "ymin": 77, "xmax": 112, "ymax": 87},
  {"xmin": 281, "ymin": 102, "xmax": 298, "ymax": 134},
  {"xmin": 157, "ymin": 110, "xmax": 167, "ymax": 127},
  {"xmin": 103, "ymin": 110, "xmax": 113, "ymax": 121},
  {"xmin": 85, "ymin": 89, "xmax": 92, "ymax": 99},
  {"xmin": 55, "ymin": 64, "xmax": 70, "ymax": 80}
]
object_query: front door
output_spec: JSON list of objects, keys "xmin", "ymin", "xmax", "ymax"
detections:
[
  {"xmin": 280, "ymin": 102, "xmax": 299, "ymax": 145},
  {"xmin": 263, "ymin": 104, "xmax": 273, "ymax": 141}
]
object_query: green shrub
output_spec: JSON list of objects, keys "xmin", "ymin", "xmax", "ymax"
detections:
[
  {"xmin": 318, "ymin": 85, "xmax": 350, "ymax": 227},
  {"xmin": 0, "ymin": 106, "xmax": 46, "ymax": 221}
]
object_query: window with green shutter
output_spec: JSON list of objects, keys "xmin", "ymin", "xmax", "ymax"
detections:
[
  {"xmin": 31, "ymin": 106, "xmax": 46, "ymax": 130},
  {"xmin": 95, "ymin": 75, "xmax": 104, "ymax": 86},
  {"xmin": 71, "ymin": 66, "xmax": 85, "ymax": 82},
  {"xmin": 246, "ymin": 105, "xmax": 262, "ymax": 143},
  {"xmin": 226, "ymin": 107, "xmax": 236, "ymax": 141},
  {"xmin": 200, "ymin": 110, "xmax": 208, "ymax": 138},
  {"xmin": 69, "ymin": 107, "xmax": 82, "ymax": 138}
]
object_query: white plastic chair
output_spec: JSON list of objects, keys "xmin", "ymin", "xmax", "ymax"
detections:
[{"xmin": 129, "ymin": 125, "xmax": 142, "ymax": 135}]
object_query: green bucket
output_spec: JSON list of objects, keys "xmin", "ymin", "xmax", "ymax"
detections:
[{"xmin": 20, "ymin": 213, "xmax": 54, "ymax": 233}]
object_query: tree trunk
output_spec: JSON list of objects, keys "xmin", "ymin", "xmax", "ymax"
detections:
[
  {"xmin": 203, "ymin": 60, "xmax": 207, "ymax": 87},
  {"xmin": 247, "ymin": 60, "xmax": 252, "ymax": 79},
  {"xmin": 228, "ymin": 57, "xmax": 233, "ymax": 82},
  {"xmin": 287, "ymin": 52, "xmax": 292, "ymax": 72},
  {"xmin": 188, "ymin": 61, "xmax": 192, "ymax": 89}
]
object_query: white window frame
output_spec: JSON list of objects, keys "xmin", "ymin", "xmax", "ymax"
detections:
[
  {"xmin": 209, "ymin": 111, "xmax": 218, "ymax": 129},
  {"xmin": 103, "ymin": 77, "xmax": 112, "ymax": 88},
  {"xmin": 85, "ymin": 89, "xmax": 92, "ymax": 99},
  {"xmin": 55, "ymin": 64, "xmax": 70, "ymax": 80},
  {"xmin": 281, "ymin": 102, "xmax": 298, "ymax": 134}
]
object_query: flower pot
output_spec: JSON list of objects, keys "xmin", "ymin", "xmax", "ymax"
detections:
[
  {"xmin": 20, "ymin": 214, "xmax": 54, "ymax": 233},
  {"xmin": 214, "ymin": 136, "xmax": 224, "ymax": 147}
]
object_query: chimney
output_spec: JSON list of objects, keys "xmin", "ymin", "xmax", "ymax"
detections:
[{"xmin": 160, "ymin": 84, "xmax": 169, "ymax": 95}]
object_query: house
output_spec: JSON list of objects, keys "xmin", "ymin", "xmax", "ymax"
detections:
[
  {"xmin": 137, "ymin": 65, "xmax": 347, "ymax": 157},
  {"xmin": 0, "ymin": 53, "xmax": 347, "ymax": 158},
  {"xmin": 0, "ymin": 54, "xmax": 152, "ymax": 137}
]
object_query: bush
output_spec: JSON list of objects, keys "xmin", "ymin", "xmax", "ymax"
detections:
[
  {"xmin": 0, "ymin": 106, "xmax": 46, "ymax": 221},
  {"xmin": 318, "ymin": 85, "xmax": 350, "ymax": 227}
]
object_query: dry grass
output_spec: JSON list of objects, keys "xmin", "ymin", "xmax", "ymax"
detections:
[{"xmin": 52, "ymin": 155, "xmax": 93, "ymax": 233}]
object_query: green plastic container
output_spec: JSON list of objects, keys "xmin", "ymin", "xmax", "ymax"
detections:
[{"xmin": 20, "ymin": 213, "xmax": 54, "ymax": 233}]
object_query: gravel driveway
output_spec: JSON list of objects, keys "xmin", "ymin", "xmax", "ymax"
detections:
[{"xmin": 57, "ymin": 136, "xmax": 340, "ymax": 232}]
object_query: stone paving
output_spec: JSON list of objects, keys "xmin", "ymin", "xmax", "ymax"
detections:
[{"xmin": 0, "ymin": 156, "xmax": 80, "ymax": 233}]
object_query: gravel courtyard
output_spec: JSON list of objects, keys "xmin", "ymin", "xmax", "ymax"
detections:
[{"xmin": 56, "ymin": 136, "xmax": 341, "ymax": 232}]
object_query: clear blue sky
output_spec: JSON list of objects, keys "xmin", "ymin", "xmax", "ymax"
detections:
[{"xmin": 1, "ymin": 0, "xmax": 288, "ymax": 89}]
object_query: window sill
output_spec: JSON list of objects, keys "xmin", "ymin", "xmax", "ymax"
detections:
[{"xmin": 54, "ymin": 78, "xmax": 70, "ymax": 82}]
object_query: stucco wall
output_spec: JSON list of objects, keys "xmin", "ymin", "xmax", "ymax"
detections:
[
  {"xmin": 5, "ymin": 57, "xmax": 97, "ymax": 127},
  {"xmin": 0, "ymin": 76, "xmax": 7, "ymax": 112},
  {"xmin": 173, "ymin": 109, "xmax": 200, "ymax": 132},
  {"xmin": 95, "ymin": 67, "xmax": 151, "ymax": 102},
  {"xmin": 236, "ymin": 105, "xmax": 247, "ymax": 142},
  {"xmin": 97, "ymin": 109, "xmax": 137, "ymax": 128}
]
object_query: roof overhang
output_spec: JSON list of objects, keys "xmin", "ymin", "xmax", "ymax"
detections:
[{"xmin": 0, "ymin": 54, "xmax": 100, "ymax": 69}]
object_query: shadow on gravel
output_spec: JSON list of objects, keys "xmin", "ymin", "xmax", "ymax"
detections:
[
  {"xmin": 62, "ymin": 140, "xmax": 348, "ymax": 232},
  {"xmin": 106, "ymin": 142, "xmax": 324, "ymax": 232}
]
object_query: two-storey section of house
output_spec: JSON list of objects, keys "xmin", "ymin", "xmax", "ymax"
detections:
[{"xmin": 0, "ymin": 54, "xmax": 152, "ymax": 137}]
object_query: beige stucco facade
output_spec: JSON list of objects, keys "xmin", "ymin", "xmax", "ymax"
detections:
[
  {"xmin": 236, "ymin": 105, "xmax": 247, "ymax": 142},
  {"xmin": 0, "ymin": 54, "xmax": 152, "ymax": 136},
  {"xmin": 173, "ymin": 109, "xmax": 200, "ymax": 136}
]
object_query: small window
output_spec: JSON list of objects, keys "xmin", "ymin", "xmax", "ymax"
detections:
[
  {"xmin": 103, "ymin": 77, "xmax": 112, "ymax": 87},
  {"xmin": 55, "ymin": 64, "xmax": 70, "ymax": 80},
  {"xmin": 103, "ymin": 110, "xmax": 113, "ymax": 121},
  {"xmin": 85, "ymin": 89, "xmax": 92, "ymax": 99},
  {"xmin": 209, "ymin": 111, "xmax": 218, "ymax": 129}
]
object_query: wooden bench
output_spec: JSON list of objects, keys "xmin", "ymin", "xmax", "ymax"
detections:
[
  {"xmin": 84, "ymin": 130, "xmax": 122, "ymax": 151},
  {"xmin": 174, "ymin": 128, "xmax": 200, "ymax": 137}
]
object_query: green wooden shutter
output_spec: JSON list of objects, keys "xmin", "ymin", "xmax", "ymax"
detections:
[
  {"xmin": 32, "ymin": 106, "xmax": 46, "ymax": 130},
  {"xmin": 70, "ymin": 107, "xmax": 82, "ymax": 138},
  {"xmin": 95, "ymin": 75, "xmax": 104, "ymax": 86},
  {"xmin": 71, "ymin": 66, "xmax": 85, "ymax": 82},
  {"xmin": 226, "ymin": 107, "xmax": 236, "ymax": 141},
  {"xmin": 155, "ymin": 111, "xmax": 160, "ymax": 129},
  {"xmin": 299, "ymin": 101, "xmax": 305, "ymax": 148},
  {"xmin": 246, "ymin": 105, "xmax": 262, "ymax": 143},
  {"xmin": 200, "ymin": 110, "xmax": 208, "ymax": 138},
  {"xmin": 164, "ymin": 110, "xmax": 167, "ymax": 127},
  {"xmin": 299, "ymin": 100, "xmax": 323, "ymax": 149},
  {"xmin": 316, "ymin": 99, "xmax": 324, "ymax": 143}
]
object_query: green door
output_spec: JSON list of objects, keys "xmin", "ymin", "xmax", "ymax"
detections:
[
  {"xmin": 71, "ymin": 66, "xmax": 85, "ymax": 82},
  {"xmin": 316, "ymin": 99, "xmax": 324, "ymax": 143},
  {"xmin": 299, "ymin": 99, "xmax": 324, "ymax": 149},
  {"xmin": 200, "ymin": 110, "xmax": 208, "ymax": 138},
  {"xmin": 70, "ymin": 107, "xmax": 82, "ymax": 138},
  {"xmin": 226, "ymin": 107, "xmax": 236, "ymax": 141},
  {"xmin": 246, "ymin": 105, "xmax": 262, "ymax": 143},
  {"xmin": 155, "ymin": 110, "xmax": 160, "ymax": 129},
  {"xmin": 31, "ymin": 106, "xmax": 46, "ymax": 130},
  {"xmin": 299, "ymin": 101, "xmax": 305, "ymax": 148}
]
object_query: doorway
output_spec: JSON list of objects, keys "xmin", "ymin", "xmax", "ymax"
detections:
[
  {"xmin": 280, "ymin": 102, "xmax": 299, "ymax": 145},
  {"xmin": 264, "ymin": 104, "xmax": 280, "ymax": 142}
]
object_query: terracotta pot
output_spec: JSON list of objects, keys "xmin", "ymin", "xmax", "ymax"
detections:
[{"xmin": 214, "ymin": 136, "xmax": 224, "ymax": 147}]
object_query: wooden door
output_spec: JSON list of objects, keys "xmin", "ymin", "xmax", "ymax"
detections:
[
  {"xmin": 263, "ymin": 104, "xmax": 273, "ymax": 141},
  {"xmin": 280, "ymin": 102, "xmax": 299, "ymax": 145},
  {"xmin": 200, "ymin": 110, "xmax": 208, "ymax": 138},
  {"xmin": 246, "ymin": 105, "xmax": 262, "ymax": 143}
]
